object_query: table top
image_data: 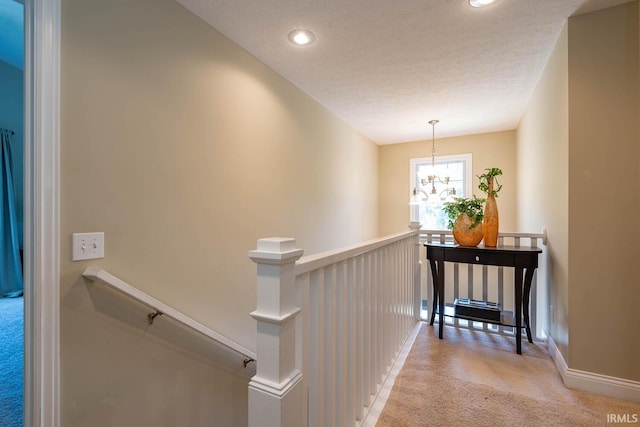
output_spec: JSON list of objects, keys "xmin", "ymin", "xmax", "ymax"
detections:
[{"xmin": 424, "ymin": 242, "xmax": 542, "ymax": 254}]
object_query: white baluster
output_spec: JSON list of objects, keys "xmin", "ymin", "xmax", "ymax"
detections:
[
  {"xmin": 498, "ymin": 266, "xmax": 504, "ymax": 334},
  {"xmin": 374, "ymin": 249, "xmax": 383, "ymax": 388},
  {"xmin": 323, "ymin": 265, "xmax": 336, "ymax": 425},
  {"xmin": 364, "ymin": 252, "xmax": 374, "ymax": 400},
  {"xmin": 346, "ymin": 258, "xmax": 356, "ymax": 424},
  {"xmin": 295, "ymin": 273, "xmax": 310, "ymax": 425},
  {"xmin": 453, "ymin": 263, "xmax": 460, "ymax": 327},
  {"xmin": 355, "ymin": 255, "xmax": 364, "ymax": 420},
  {"xmin": 310, "ymin": 268, "xmax": 323, "ymax": 427},
  {"xmin": 335, "ymin": 261, "xmax": 348, "ymax": 426}
]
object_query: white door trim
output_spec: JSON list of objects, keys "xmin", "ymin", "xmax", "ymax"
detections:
[{"xmin": 23, "ymin": 0, "xmax": 61, "ymax": 426}]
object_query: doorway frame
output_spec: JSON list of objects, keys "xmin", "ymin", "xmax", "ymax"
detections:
[{"xmin": 23, "ymin": 0, "xmax": 60, "ymax": 426}]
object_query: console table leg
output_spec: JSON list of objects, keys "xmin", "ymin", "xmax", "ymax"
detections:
[
  {"xmin": 429, "ymin": 258, "xmax": 438, "ymax": 326},
  {"xmin": 523, "ymin": 267, "xmax": 535, "ymax": 343},
  {"xmin": 436, "ymin": 259, "xmax": 445, "ymax": 339},
  {"xmin": 515, "ymin": 267, "xmax": 523, "ymax": 355}
]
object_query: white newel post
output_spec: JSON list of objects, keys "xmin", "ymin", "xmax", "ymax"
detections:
[
  {"xmin": 248, "ymin": 238, "xmax": 304, "ymax": 427},
  {"xmin": 409, "ymin": 222, "xmax": 422, "ymax": 320}
]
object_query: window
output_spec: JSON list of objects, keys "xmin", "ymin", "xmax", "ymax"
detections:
[{"xmin": 410, "ymin": 154, "xmax": 472, "ymax": 229}]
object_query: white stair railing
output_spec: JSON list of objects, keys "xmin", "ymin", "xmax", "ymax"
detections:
[{"xmin": 248, "ymin": 224, "xmax": 422, "ymax": 427}]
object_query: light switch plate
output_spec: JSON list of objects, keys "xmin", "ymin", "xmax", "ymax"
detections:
[{"xmin": 72, "ymin": 232, "xmax": 105, "ymax": 261}]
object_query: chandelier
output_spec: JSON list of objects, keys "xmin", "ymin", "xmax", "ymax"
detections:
[{"xmin": 410, "ymin": 119, "xmax": 457, "ymax": 204}]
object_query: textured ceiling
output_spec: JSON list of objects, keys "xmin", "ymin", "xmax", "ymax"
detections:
[{"xmin": 178, "ymin": 0, "xmax": 632, "ymax": 144}]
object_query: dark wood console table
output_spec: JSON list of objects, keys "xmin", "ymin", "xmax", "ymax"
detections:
[{"xmin": 425, "ymin": 242, "xmax": 542, "ymax": 354}]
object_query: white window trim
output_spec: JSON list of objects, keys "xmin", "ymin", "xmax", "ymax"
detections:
[{"xmin": 409, "ymin": 153, "xmax": 473, "ymax": 197}]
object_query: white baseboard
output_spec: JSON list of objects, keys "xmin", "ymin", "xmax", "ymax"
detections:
[
  {"xmin": 359, "ymin": 321, "xmax": 422, "ymax": 427},
  {"xmin": 546, "ymin": 333, "xmax": 569, "ymax": 381},
  {"xmin": 547, "ymin": 334, "xmax": 640, "ymax": 403}
]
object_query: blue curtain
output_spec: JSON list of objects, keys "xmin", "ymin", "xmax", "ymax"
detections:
[{"xmin": 0, "ymin": 128, "xmax": 22, "ymax": 297}]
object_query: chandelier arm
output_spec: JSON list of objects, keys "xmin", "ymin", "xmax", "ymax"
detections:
[
  {"xmin": 417, "ymin": 188, "xmax": 429, "ymax": 199},
  {"xmin": 432, "ymin": 176, "xmax": 451, "ymax": 185},
  {"xmin": 438, "ymin": 187, "xmax": 456, "ymax": 199}
]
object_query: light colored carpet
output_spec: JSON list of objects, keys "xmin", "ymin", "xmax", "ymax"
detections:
[
  {"xmin": 0, "ymin": 296, "xmax": 23, "ymax": 427},
  {"xmin": 376, "ymin": 322, "xmax": 640, "ymax": 427}
]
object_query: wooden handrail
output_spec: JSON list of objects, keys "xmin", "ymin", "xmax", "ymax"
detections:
[{"xmin": 82, "ymin": 268, "xmax": 256, "ymax": 371}]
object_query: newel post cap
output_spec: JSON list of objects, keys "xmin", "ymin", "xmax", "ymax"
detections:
[{"xmin": 249, "ymin": 237, "xmax": 304, "ymax": 264}]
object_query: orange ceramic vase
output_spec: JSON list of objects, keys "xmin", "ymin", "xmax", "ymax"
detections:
[
  {"xmin": 483, "ymin": 177, "xmax": 499, "ymax": 247},
  {"xmin": 453, "ymin": 213, "xmax": 484, "ymax": 247}
]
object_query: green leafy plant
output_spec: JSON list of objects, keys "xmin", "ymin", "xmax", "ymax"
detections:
[
  {"xmin": 442, "ymin": 196, "xmax": 486, "ymax": 230},
  {"xmin": 477, "ymin": 167, "xmax": 503, "ymax": 197}
]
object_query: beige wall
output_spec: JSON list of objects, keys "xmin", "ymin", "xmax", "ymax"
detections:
[
  {"xmin": 517, "ymin": 25, "xmax": 570, "ymax": 360},
  {"xmin": 519, "ymin": 2, "xmax": 640, "ymax": 383},
  {"xmin": 378, "ymin": 131, "xmax": 518, "ymax": 236},
  {"xmin": 567, "ymin": 2, "xmax": 640, "ymax": 380},
  {"xmin": 60, "ymin": 0, "xmax": 378, "ymax": 425}
]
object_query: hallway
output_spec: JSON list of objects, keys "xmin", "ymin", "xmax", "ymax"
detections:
[{"xmin": 376, "ymin": 323, "xmax": 640, "ymax": 426}]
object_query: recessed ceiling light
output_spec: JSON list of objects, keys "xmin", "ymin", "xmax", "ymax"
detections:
[
  {"xmin": 469, "ymin": 0, "xmax": 498, "ymax": 7},
  {"xmin": 288, "ymin": 29, "xmax": 316, "ymax": 46}
]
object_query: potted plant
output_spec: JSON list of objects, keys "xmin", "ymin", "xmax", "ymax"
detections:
[
  {"xmin": 477, "ymin": 167, "xmax": 503, "ymax": 247},
  {"xmin": 478, "ymin": 167, "xmax": 503, "ymax": 197},
  {"xmin": 443, "ymin": 195, "xmax": 486, "ymax": 246}
]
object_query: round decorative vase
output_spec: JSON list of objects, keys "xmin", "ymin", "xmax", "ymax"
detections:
[
  {"xmin": 452, "ymin": 213, "xmax": 484, "ymax": 247},
  {"xmin": 483, "ymin": 177, "xmax": 499, "ymax": 247}
]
